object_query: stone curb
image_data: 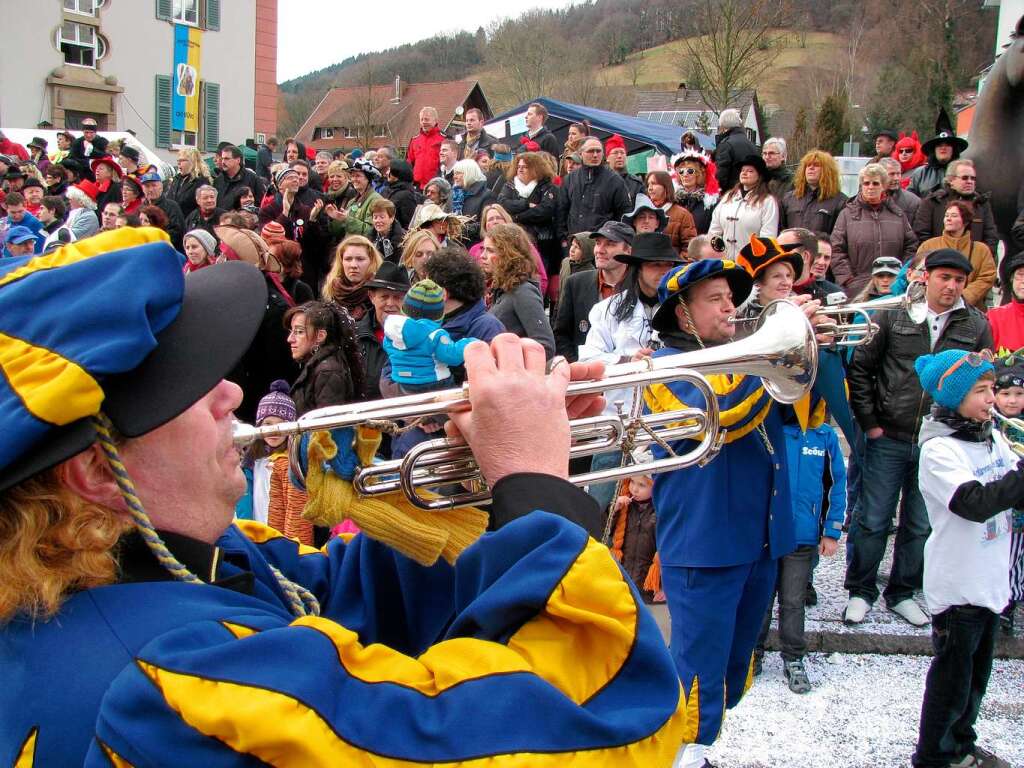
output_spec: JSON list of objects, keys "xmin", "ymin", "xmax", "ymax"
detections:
[{"xmin": 765, "ymin": 629, "xmax": 1024, "ymax": 659}]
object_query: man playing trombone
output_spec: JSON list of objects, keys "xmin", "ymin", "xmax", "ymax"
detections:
[
  {"xmin": 643, "ymin": 238, "xmax": 822, "ymax": 768},
  {"xmin": 0, "ymin": 230, "xmax": 695, "ymax": 766}
]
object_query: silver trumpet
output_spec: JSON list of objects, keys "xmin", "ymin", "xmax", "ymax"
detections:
[
  {"xmin": 812, "ymin": 282, "xmax": 928, "ymax": 347},
  {"xmin": 233, "ymin": 300, "xmax": 817, "ymax": 511}
]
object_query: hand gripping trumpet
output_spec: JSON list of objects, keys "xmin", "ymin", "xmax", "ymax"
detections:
[
  {"xmin": 233, "ymin": 300, "xmax": 818, "ymax": 511},
  {"xmin": 811, "ymin": 282, "xmax": 928, "ymax": 347}
]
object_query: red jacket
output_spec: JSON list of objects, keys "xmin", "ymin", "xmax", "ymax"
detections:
[
  {"xmin": 0, "ymin": 138, "xmax": 28, "ymax": 161},
  {"xmin": 407, "ymin": 126, "xmax": 444, "ymax": 189},
  {"xmin": 988, "ymin": 300, "xmax": 1024, "ymax": 354}
]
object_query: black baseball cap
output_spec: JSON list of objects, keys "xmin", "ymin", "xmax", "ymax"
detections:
[{"xmin": 588, "ymin": 221, "xmax": 634, "ymax": 245}]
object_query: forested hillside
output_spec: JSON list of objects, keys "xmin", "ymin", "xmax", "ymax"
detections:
[{"xmin": 278, "ymin": 0, "xmax": 997, "ymax": 146}]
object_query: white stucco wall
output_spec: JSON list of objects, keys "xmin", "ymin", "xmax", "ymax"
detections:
[{"xmin": 0, "ymin": 3, "xmax": 256, "ymax": 163}]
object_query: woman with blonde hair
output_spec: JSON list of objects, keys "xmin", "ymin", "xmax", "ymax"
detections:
[
  {"xmin": 167, "ymin": 146, "xmax": 213, "ymax": 219},
  {"xmin": 779, "ymin": 150, "xmax": 848, "ymax": 235},
  {"xmin": 321, "ymin": 234, "xmax": 383, "ymax": 322},
  {"xmin": 483, "ymin": 223, "xmax": 555, "ymax": 357},
  {"xmin": 399, "ymin": 228, "xmax": 441, "ymax": 283},
  {"xmin": 470, "ymin": 204, "xmax": 548, "ymax": 296}
]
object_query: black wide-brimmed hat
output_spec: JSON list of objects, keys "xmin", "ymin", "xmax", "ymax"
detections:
[
  {"xmin": 615, "ymin": 232, "xmax": 685, "ymax": 266},
  {"xmin": 365, "ymin": 260, "xmax": 412, "ymax": 292},
  {"xmin": 921, "ymin": 108, "xmax": 968, "ymax": 155},
  {"xmin": 0, "ymin": 229, "xmax": 267, "ymax": 492},
  {"xmin": 736, "ymin": 153, "xmax": 768, "ymax": 179}
]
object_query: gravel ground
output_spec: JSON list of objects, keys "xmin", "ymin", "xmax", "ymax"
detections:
[{"xmin": 647, "ymin": 534, "xmax": 1024, "ymax": 767}]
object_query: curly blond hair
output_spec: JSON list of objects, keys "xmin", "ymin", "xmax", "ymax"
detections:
[
  {"xmin": 488, "ymin": 223, "xmax": 536, "ymax": 293},
  {"xmin": 0, "ymin": 466, "xmax": 131, "ymax": 623}
]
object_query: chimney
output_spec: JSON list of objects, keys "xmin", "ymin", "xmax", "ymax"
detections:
[{"xmin": 391, "ymin": 75, "xmax": 401, "ymax": 104}]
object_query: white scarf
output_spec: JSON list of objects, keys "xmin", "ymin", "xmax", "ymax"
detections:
[{"xmin": 513, "ymin": 177, "xmax": 538, "ymax": 198}]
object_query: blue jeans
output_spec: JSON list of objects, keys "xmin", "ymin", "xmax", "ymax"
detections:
[
  {"xmin": 844, "ymin": 434, "xmax": 930, "ymax": 606},
  {"xmin": 587, "ymin": 450, "xmax": 622, "ymax": 516},
  {"xmin": 912, "ymin": 606, "xmax": 999, "ymax": 767}
]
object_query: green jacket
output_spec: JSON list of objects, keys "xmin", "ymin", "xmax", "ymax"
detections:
[{"xmin": 330, "ymin": 190, "xmax": 382, "ymax": 238}]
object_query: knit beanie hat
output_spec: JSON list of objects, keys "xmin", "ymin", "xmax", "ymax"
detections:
[
  {"xmin": 605, "ymin": 133, "xmax": 627, "ymax": 154},
  {"xmin": 404, "ymin": 279, "xmax": 445, "ymax": 321},
  {"xmin": 915, "ymin": 349, "xmax": 994, "ymax": 410},
  {"xmin": 183, "ymin": 228, "xmax": 217, "ymax": 257},
  {"xmin": 256, "ymin": 379, "xmax": 297, "ymax": 424},
  {"xmin": 261, "ymin": 221, "xmax": 287, "ymax": 245}
]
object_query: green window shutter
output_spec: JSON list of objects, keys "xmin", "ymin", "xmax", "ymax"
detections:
[
  {"xmin": 154, "ymin": 74, "xmax": 173, "ymax": 149},
  {"xmin": 155, "ymin": 0, "xmax": 173, "ymax": 21},
  {"xmin": 204, "ymin": 0, "xmax": 220, "ymax": 31},
  {"xmin": 201, "ymin": 81, "xmax": 220, "ymax": 152}
]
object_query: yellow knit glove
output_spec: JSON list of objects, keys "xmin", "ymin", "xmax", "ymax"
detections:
[{"xmin": 302, "ymin": 430, "xmax": 489, "ymax": 566}]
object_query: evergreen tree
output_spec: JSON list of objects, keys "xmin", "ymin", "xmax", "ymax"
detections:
[{"xmin": 814, "ymin": 92, "xmax": 849, "ymax": 155}]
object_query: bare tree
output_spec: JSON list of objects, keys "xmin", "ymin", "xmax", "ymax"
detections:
[
  {"xmin": 675, "ymin": 0, "xmax": 789, "ymax": 114},
  {"xmin": 625, "ymin": 52, "xmax": 648, "ymax": 88},
  {"xmin": 485, "ymin": 12, "xmax": 567, "ymax": 105}
]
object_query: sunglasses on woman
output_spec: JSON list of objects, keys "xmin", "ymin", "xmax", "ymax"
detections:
[{"xmin": 937, "ymin": 350, "xmax": 994, "ymax": 392}]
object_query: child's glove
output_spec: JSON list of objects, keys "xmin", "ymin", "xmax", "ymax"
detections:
[{"xmin": 302, "ymin": 428, "xmax": 488, "ymax": 566}]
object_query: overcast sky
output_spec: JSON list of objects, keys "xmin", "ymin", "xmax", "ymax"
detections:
[{"xmin": 277, "ymin": 0, "xmax": 578, "ymax": 82}]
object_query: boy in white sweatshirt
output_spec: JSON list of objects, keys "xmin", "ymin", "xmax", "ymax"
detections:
[{"xmin": 912, "ymin": 349, "xmax": 1016, "ymax": 768}]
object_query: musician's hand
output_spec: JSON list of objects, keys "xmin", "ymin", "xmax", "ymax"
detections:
[
  {"xmin": 866, "ymin": 427, "xmax": 884, "ymax": 440},
  {"xmin": 819, "ymin": 537, "xmax": 839, "ymax": 557},
  {"xmin": 629, "ymin": 347, "xmax": 655, "ymax": 362},
  {"xmin": 445, "ymin": 334, "xmax": 604, "ymax": 484}
]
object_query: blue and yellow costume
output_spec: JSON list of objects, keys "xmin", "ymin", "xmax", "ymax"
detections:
[
  {"xmin": 0, "ymin": 231, "xmax": 693, "ymax": 766},
  {"xmin": 644, "ymin": 257, "xmax": 796, "ymax": 748}
]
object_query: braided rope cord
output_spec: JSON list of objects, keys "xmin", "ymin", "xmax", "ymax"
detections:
[{"xmin": 91, "ymin": 413, "xmax": 320, "ymax": 617}]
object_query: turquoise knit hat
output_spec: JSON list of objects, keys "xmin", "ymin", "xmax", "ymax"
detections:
[
  {"xmin": 915, "ymin": 349, "xmax": 995, "ymax": 410},
  {"xmin": 404, "ymin": 279, "xmax": 445, "ymax": 320}
]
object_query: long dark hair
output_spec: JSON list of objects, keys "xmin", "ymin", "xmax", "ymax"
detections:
[
  {"xmin": 610, "ymin": 265, "xmax": 642, "ymax": 323},
  {"xmin": 284, "ymin": 300, "xmax": 367, "ymax": 401}
]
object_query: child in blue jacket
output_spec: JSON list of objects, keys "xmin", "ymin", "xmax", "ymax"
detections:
[
  {"xmin": 383, "ymin": 279, "xmax": 477, "ymax": 394},
  {"xmin": 756, "ymin": 416, "xmax": 847, "ymax": 692}
]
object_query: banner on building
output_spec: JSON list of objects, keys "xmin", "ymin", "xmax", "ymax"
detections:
[{"xmin": 172, "ymin": 24, "xmax": 202, "ymax": 134}]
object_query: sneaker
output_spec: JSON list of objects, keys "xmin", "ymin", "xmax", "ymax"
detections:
[
  {"xmin": 805, "ymin": 584, "xmax": 818, "ymax": 607},
  {"xmin": 971, "ymin": 746, "xmax": 1010, "ymax": 767},
  {"xmin": 783, "ymin": 660, "xmax": 811, "ymax": 694},
  {"xmin": 844, "ymin": 596, "xmax": 871, "ymax": 624},
  {"xmin": 889, "ymin": 598, "xmax": 931, "ymax": 627}
]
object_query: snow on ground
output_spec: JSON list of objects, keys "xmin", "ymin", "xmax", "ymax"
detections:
[{"xmin": 646, "ymin": 534, "xmax": 1024, "ymax": 767}]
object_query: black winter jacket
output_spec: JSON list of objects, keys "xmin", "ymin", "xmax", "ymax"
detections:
[
  {"xmin": 518, "ymin": 127, "xmax": 561, "ymax": 159},
  {"xmin": 911, "ymin": 188, "xmax": 1000, "ymax": 253},
  {"xmin": 713, "ymin": 127, "xmax": 758, "ymax": 192},
  {"xmin": 848, "ymin": 303, "xmax": 993, "ymax": 443},
  {"xmin": 557, "ymin": 165, "xmax": 630, "ymax": 239},
  {"xmin": 151, "ymin": 194, "xmax": 186, "ymax": 250},
  {"xmin": 779, "ymin": 190, "xmax": 848, "ymax": 236},
  {"xmin": 496, "ymin": 178, "xmax": 559, "ymax": 243},
  {"xmin": 166, "ymin": 173, "xmax": 205, "ymax": 219},
  {"xmin": 355, "ymin": 312, "xmax": 388, "ymax": 401},
  {"xmin": 553, "ymin": 269, "xmax": 603, "ymax": 361}
]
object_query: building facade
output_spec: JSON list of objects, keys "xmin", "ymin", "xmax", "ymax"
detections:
[{"xmin": 0, "ymin": 0, "xmax": 277, "ymax": 161}]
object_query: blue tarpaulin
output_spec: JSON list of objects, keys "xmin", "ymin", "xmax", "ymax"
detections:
[{"xmin": 483, "ymin": 97, "xmax": 714, "ymax": 157}]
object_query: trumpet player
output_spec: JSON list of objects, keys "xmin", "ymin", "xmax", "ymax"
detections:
[
  {"xmin": 0, "ymin": 231, "xmax": 695, "ymax": 765},
  {"xmin": 845, "ymin": 249, "xmax": 993, "ymax": 627},
  {"xmin": 643, "ymin": 247, "xmax": 822, "ymax": 768}
]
